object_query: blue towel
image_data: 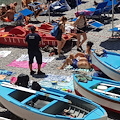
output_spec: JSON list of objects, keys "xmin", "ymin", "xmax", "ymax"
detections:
[{"xmin": 0, "ymin": 69, "xmax": 13, "ymax": 76}]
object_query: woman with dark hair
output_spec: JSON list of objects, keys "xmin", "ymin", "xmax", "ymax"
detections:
[
  {"xmin": 74, "ymin": 12, "xmax": 88, "ymax": 52},
  {"xmin": 56, "ymin": 16, "xmax": 67, "ymax": 57},
  {"xmin": 57, "ymin": 41, "xmax": 94, "ymax": 69}
]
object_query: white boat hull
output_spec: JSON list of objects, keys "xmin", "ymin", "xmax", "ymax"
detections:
[
  {"xmin": 0, "ymin": 97, "xmax": 60, "ymax": 120},
  {"xmin": 91, "ymin": 53, "xmax": 120, "ymax": 81},
  {"xmin": 74, "ymin": 79, "xmax": 120, "ymax": 113}
]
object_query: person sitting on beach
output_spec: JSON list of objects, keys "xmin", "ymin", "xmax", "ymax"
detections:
[
  {"xmin": 0, "ymin": 5, "xmax": 15, "ymax": 22},
  {"xmin": 0, "ymin": 4, "xmax": 7, "ymax": 16},
  {"xmin": 34, "ymin": 3, "xmax": 48, "ymax": 18},
  {"xmin": 10, "ymin": 2, "xmax": 17, "ymax": 13},
  {"xmin": 57, "ymin": 41, "xmax": 94, "ymax": 69}
]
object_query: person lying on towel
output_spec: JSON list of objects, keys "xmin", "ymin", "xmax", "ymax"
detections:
[{"xmin": 57, "ymin": 41, "xmax": 94, "ymax": 69}]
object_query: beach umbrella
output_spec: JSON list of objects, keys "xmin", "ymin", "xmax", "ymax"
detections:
[
  {"xmin": 48, "ymin": 1, "xmax": 50, "ymax": 23},
  {"xmin": 77, "ymin": 0, "xmax": 78, "ymax": 12},
  {"xmin": 111, "ymin": 0, "xmax": 114, "ymax": 37}
]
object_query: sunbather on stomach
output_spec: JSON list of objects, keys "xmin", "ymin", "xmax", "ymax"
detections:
[{"xmin": 57, "ymin": 41, "xmax": 94, "ymax": 69}]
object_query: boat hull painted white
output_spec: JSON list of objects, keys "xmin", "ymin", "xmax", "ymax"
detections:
[
  {"xmin": 0, "ymin": 97, "xmax": 61, "ymax": 120},
  {"xmin": 92, "ymin": 53, "xmax": 120, "ymax": 81},
  {"xmin": 74, "ymin": 79, "xmax": 120, "ymax": 113}
]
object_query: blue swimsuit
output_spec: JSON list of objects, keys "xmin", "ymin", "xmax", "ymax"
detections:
[{"xmin": 72, "ymin": 59, "xmax": 78, "ymax": 69}]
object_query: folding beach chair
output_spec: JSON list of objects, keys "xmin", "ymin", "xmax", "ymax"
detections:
[
  {"xmin": 71, "ymin": 18, "xmax": 104, "ymax": 30},
  {"xmin": 88, "ymin": 20, "xmax": 104, "ymax": 30},
  {"xmin": 109, "ymin": 27, "xmax": 120, "ymax": 36},
  {"xmin": 103, "ymin": 0, "xmax": 120, "ymax": 16},
  {"xmin": 85, "ymin": 1, "xmax": 108, "ymax": 20},
  {"xmin": 86, "ymin": 1, "xmax": 108, "ymax": 12},
  {"xmin": 19, "ymin": 8, "xmax": 34, "ymax": 17}
]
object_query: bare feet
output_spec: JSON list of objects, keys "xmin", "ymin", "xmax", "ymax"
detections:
[{"xmin": 57, "ymin": 67, "xmax": 64, "ymax": 69}]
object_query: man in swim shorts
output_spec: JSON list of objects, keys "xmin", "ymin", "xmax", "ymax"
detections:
[{"xmin": 0, "ymin": 5, "xmax": 15, "ymax": 22}]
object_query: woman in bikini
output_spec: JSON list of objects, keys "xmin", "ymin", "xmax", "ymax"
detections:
[
  {"xmin": 57, "ymin": 41, "xmax": 93, "ymax": 69},
  {"xmin": 74, "ymin": 12, "xmax": 88, "ymax": 52}
]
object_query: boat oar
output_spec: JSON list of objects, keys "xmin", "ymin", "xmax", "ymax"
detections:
[{"xmin": 1, "ymin": 82, "xmax": 36, "ymax": 94}]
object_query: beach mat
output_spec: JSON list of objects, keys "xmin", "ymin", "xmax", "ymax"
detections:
[
  {"xmin": 7, "ymin": 60, "xmax": 46, "ymax": 69},
  {"xmin": 64, "ymin": 65, "xmax": 94, "ymax": 73},
  {"xmin": 16, "ymin": 54, "xmax": 55, "ymax": 63},
  {"xmin": 39, "ymin": 74, "xmax": 74, "ymax": 92},
  {"xmin": 0, "ymin": 51, "xmax": 11, "ymax": 57}
]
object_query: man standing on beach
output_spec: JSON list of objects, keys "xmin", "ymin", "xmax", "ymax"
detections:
[{"xmin": 25, "ymin": 26, "xmax": 45, "ymax": 75}]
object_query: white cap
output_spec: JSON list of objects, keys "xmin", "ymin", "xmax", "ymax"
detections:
[{"xmin": 0, "ymin": 3, "xmax": 6, "ymax": 7}]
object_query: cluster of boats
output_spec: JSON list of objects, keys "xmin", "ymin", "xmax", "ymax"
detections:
[
  {"xmin": 0, "ymin": 23, "xmax": 120, "ymax": 119},
  {"xmin": 0, "ymin": 23, "xmax": 74, "ymax": 47},
  {"xmin": 73, "ymin": 49, "xmax": 120, "ymax": 115}
]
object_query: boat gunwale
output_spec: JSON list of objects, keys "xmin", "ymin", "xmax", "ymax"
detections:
[
  {"xmin": 91, "ymin": 51, "xmax": 120, "ymax": 74},
  {"xmin": 73, "ymin": 74, "xmax": 120, "ymax": 103}
]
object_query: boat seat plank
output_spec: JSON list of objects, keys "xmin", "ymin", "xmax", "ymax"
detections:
[
  {"xmin": 100, "ymin": 83, "xmax": 120, "ymax": 89},
  {"xmin": 104, "ymin": 87, "xmax": 115, "ymax": 92},
  {"xmin": 21, "ymin": 94, "xmax": 37, "ymax": 104},
  {"xmin": 40, "ymin": 100, "xmax": 58, "ymax": 112},
  {"xmin": 94, "ymin": 89, "xmax": 120, "ymax": 97}
]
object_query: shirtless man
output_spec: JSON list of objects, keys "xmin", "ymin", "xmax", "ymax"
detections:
[
  {"xmin": 0, "ymin": 4, "xmax": 7, "ymax": 16},
  {"xmin": 0, "ymin": 5, "xmax": 15, "ymax": 22},
  {"xmin": 22, "ymin": 0, "xmax": 31, "ymax": 8},
  {"xmin": 10, "ymin": 2, "xmax": 17, "ymax": 12}
]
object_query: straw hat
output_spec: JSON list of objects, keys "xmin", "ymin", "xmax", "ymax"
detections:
[{"xmin": 0, "ymin": 3, "xmax": 6, "ymax": 7}]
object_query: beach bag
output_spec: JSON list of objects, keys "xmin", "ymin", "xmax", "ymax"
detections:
[
  {"xmin": 94, "ymin": 49, "xmax": 104, "ymax": 56},
  {"xmin": 15, "ymin": 73, "xmax": 29, "ymax": 87},
  {"xmin": 51, "ymin": 24, "xmax": 59, "ymax": 37},
  {"xmin": 31, "ymin": 81, "xmax": 41, "ymax": 91}
]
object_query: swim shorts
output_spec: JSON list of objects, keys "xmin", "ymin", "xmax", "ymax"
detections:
[
  {"xmin": 72, "ymin": 59, "xmax": 78, "ymax": 69},
  {"xmin": 4, "ymin": 17, "xmax": 12, "ymax": 22}
]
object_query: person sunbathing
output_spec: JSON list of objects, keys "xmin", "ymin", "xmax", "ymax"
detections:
[
  {"xmin": 10, "ymin": 2, "xmax": 17, "ymax": 13},
  {"xmin": 57, "ymin": 41, "xmax": 94, "ymax": 69},
  {"xmin": 22, "ymin": 0, "xmax": 31, "ymax": 8},
  {"xmin": 0, "ymin": 4, "xmax": 7, "ymax": 16},
  {"xmin": 0, "ymin": 5, "xmax": 15, "ymax": 22}
]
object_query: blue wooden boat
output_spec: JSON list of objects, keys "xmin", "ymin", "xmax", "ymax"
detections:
[
  {"xmin": 73, "ymin": 74, "xmax": 120, "ymax": 113},
  {"xmin": 91, "ymin": 49, "xmax": 120, "ymax": 81},
  {"xmin": 0, "ymin": 80, "xmax": 107, "ymax": 120}
]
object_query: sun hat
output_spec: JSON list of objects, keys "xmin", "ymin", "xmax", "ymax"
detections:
[{"xmin": 0, "ymin": 3, "xmax": 6, "ymax": 7}]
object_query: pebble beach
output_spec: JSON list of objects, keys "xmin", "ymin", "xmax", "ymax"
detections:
[{"xmin": 0, "ymin": 0, "xmax": 120, "ymax": 119}]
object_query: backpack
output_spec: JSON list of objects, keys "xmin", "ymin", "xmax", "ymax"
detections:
[
  {"xmin": 15, "ymin": 74, "xmax": 29, "ymax": 87},
  {"xmin": 51, "ymin": 24, "xmax": 59, "ymax": 37},
  {"xmin": 31, "ymin": 81, "xmax": 41, "ymax": 91}
]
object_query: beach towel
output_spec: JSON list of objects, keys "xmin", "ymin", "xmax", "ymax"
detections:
[
  {"xmin": 7, "ymin": 60, "xmax": 46, "ymax": 69},
  {"xmin": 39, "ymin": 74, "xmax": 74, "ymax": 92},
  {"xmin": 0, "ymin": 69, "xmax": 13, "ymax": 76},
  {"xmin": 64, "ymin": 65, "xmax": 94, "ymax": 73},
  {"xmin": 0, "ymin": 51, "xmax": 11, "ymax": 57},
  {"xmin": 16, "ymin": 54, "xmax": 55, "ymax": 63}
]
